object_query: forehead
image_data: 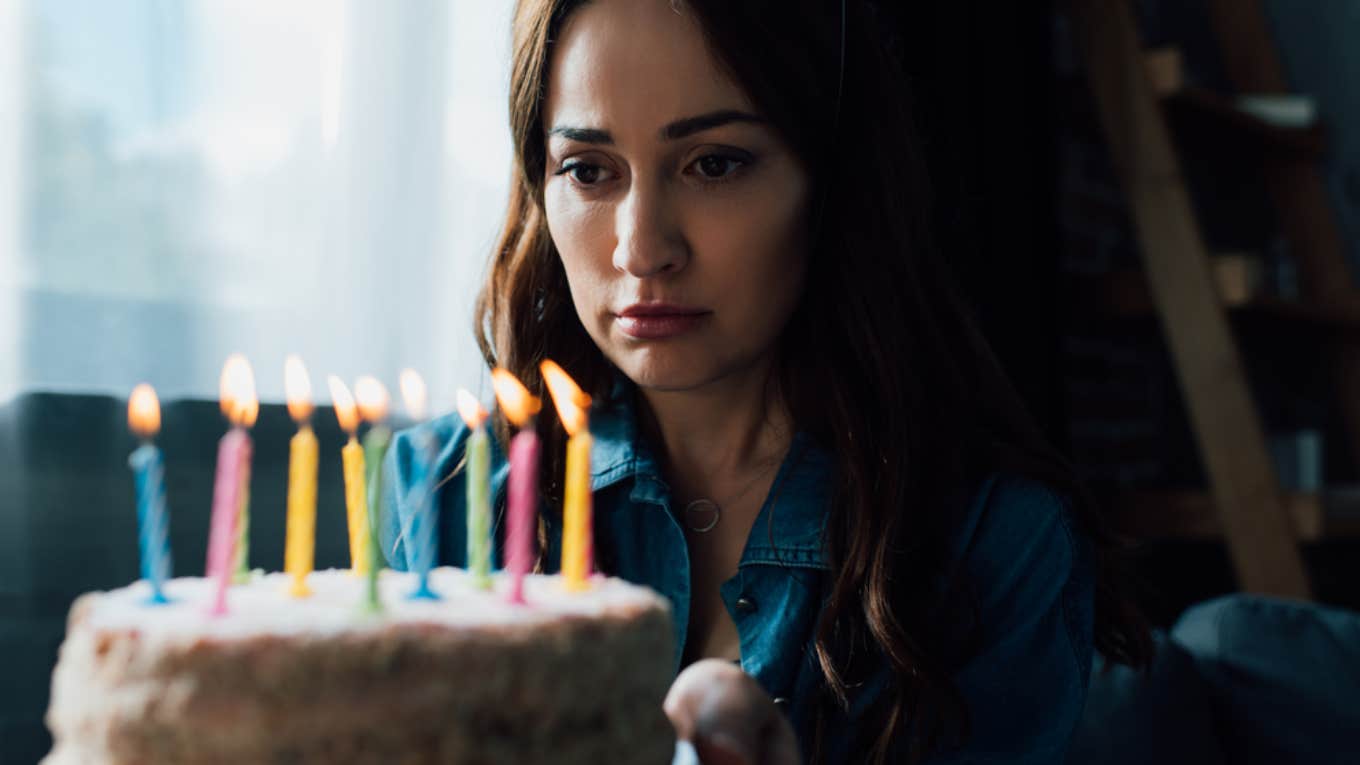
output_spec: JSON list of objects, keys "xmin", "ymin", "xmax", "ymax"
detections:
[{"xmin": 544, "ymin": 0, "xmax": 753, "ymax": 133}]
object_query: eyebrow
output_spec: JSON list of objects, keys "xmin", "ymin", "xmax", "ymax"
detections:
[
  {"xmin": 661, "ymin": 109, "xmax": 765, "ymax": 140},
  {"xmin": 547, "ymin": 109, "xmax": 766, "ymax": 145}
]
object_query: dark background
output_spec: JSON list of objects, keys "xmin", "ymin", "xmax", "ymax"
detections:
[{"xmin": 4, "ymin": 1, "xmax": 1359, "ymax": 762}]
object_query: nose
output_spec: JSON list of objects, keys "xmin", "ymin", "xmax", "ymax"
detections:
[{"xmin": 612, "ymin": 180, "xmax": 688, "ymax": 278}]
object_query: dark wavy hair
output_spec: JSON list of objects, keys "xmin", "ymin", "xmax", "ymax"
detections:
[{"xmin": 476, "ymin": 0, "xmax": 1152, "ymax": 761}]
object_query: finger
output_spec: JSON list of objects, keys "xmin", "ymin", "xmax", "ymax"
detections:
[
  {"xmin": 693, "ymin": 733, "xmax": 754, "ymax": 765},
  {"xmin": 758, "ymin": 713, "xmax": 801, "ymax": 765},
  {"xmin": 666, "ymin": 660, "xmax": 780, "ymax": 763},
  {"xmin": 667, "ymin": 660, "xmax": 767, "ymax": 738},
  {"xmin": 664, "ymin": 691, "xmax": 696, "ymax": 743}
]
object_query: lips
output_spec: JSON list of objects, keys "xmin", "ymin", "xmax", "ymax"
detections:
[{"xmin": 615, "ymin": 303, "xmax": 709, "ymax": 340}]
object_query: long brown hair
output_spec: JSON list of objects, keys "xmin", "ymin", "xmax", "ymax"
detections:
[{"xmin": 476, "ymin": 1, "xmax": 1152, "ymax": 761}]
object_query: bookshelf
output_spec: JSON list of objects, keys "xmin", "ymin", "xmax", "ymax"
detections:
[{"xmin": 1061, "ymin": 0, "xmax": 1360, "ymax": 597}]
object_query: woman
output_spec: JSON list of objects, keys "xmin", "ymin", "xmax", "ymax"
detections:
[{"xmin": 383, "ymin": 0, "xmax": 1151, "ymax": 762}]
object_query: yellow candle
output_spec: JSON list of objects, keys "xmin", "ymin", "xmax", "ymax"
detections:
[
  {"xmin": 541, "ymin": 360, "xmax": 593, "ymax": 592},
  {"xmin": 329, "ymin": 376, "xmax": 371, "ymax": 575},
  {"xmin": 284, "ymin": 356, "xmax": 319, "ymax": 596},
  {"xmin": 342, "ymin": 435, "xmax": 371, "ymax": 575},
  {"xmin": 285, "ymin": 424, "xmax": 319, "ymax": 595},
  {"xmin": 561, "ymin": 429, "xmax": 593, "ymax": 590}
]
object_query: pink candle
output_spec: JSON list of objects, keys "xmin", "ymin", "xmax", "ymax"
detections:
[
  {"xmin": 205, "ymin": 353, "xmax": 257, "ymax": 616},
  {"xmin": 206, "ymin": 427, "xmax": 250, "ymax": 615},
  {"xmin": 505, "ymin": 427, "xmax": 540, "ymax": 604},
  {"xmin": 491, "ymin": 368, "xmax": 543, "ymax": 605}
]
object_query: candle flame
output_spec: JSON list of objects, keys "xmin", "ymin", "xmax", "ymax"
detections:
[
  {"xmin": 491, "ymin": 368, "xmax": 541, "ymax": 427},
  {"xmin": 354, "ymin": 376, "xmax": 390, "ymax": 423},
  {"xmin": 456, "ymin": 388, "xmax": 488, "ymax": 429},
  {"xmin": 284, "ymin": 355, "xmax": 314, "ymax": 423},
  {"xmin": 127, "ymin": 383, "xmax": 161, "ymax": 439},
  {"xmin": 399, "ymin": 368, "xmax": 428, "ymax": 420},
  {"xmin": 540, "ymin": 359, "xmax": 591, "ymax": 436},
  {"xmin": 218, "ymin": 354, "xmax": 258, "ymax": 428},
  {"xmin": 240, "ymin": 396, "xmax": 259, "ymax": 428},
  {"xmin": 327, "ymin": 375, "xmax": 360, "ymax": 434}
]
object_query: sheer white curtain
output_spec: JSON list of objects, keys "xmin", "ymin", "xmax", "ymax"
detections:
[
  {"xmin": 0, "ymin": 0, "xmax": 514, "ymax": 410},
  {"xmin": 0, "ymin": 0, "xmax": 24, "ymax": 402}
]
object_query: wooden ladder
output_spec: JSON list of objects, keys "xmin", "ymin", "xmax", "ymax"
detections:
[{"xmin": 1061, "ymin": 0, "xmax": 1360, "ymax": 599}]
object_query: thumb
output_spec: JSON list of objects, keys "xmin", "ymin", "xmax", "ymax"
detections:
[{"xmin": 693, "ymin": 732, "xmax": 756, "ymax": 765}]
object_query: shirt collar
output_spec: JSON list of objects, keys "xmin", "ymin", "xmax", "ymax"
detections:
[
  {"xmin": 586, "ymin": 380, "xmax": 646, "ymax": 489},
  {"xmin": 587, "ymin": 381, "xmax": 831, "ymax": 568}
]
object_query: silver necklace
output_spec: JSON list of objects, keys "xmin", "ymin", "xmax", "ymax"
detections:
[
  {"xmin": 681, "ymin": 457, "xmax": 782, "ymax": 534},
  {"xmin": 682, "ymin": 498, "xmax": 723, "ymax": 533}
]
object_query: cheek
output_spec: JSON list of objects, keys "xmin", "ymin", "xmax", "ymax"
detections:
[
  {"xmin": 544, "ymin": 188, "xmax": 614, "ymax": 305},
  {"xmin": 693, "ymin": 176, "xmax": 810, "ymax": 315}
]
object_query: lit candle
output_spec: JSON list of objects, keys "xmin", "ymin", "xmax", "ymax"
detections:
[
  {"xmin": 229, "ymin": 358, "xmax": 260, "ymax": 586},
  {"xmin": 541, "ymin": 360, "xmax": 594, "ymax": 591},
  {"xmin": 284, "ymin": 356, "xmax": 318, "ymax": 597},
  {"xmin": 328, "ymin": 376, "xmax": 371, "ymax": 575},
  {"xmin": 232, "ymin": 459, "xmax": 254, "ymax": 584},
  {"xmin": 457, "ymin": 389, "xmax": 492, "ymax": 589},
  {"xmin": 491, "ymin": 368, "xmax": 541, "ymax": 604},
  {"xmin": 400, "ymin": 369, "xmax": 439, "ymax": 600},
  {"xmin": 356, "ymin": 375, "xmax": 391, "ymax": 613},
  {"xmin": 127, "ymin": 383, "xmax": 172, "ymax": 605},
  {"xmin": 206, "ymin": 354, "xmax": 257, "ymax": 616}
]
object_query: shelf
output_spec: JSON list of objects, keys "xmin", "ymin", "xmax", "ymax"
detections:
[
  {"xmin": 1107, "ymin": 488, "xmax": 1360, "ymax": 542},
  {"xmin": 1070, "ymin": 269, "xmax": 1360, "ymax": 335},
  {"xmin": 1161, "ymin": 87, "xmax": 1328, "ymax": 162}
]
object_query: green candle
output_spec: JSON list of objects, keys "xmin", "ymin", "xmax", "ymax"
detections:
[
  {"xmin": 354, "ymin": 375, "xmax": 392, "ymax": 614},
  {"xmin": 362, "ymin": 423, "xmax": 391, "ymax": 613},
  {"xmin": 466, "ymin": 424, "xmax": 492, "ymax": 588},
  {"xmin": 457, "ymin": 389, "xmax": 493, "ymax": 588},
  {"xmin": 231, "ymin": 471, "xmax": 253, "ymax": 584}
]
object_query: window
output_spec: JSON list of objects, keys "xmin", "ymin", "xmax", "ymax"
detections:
[{"xmin": 1, "ymin": 0, "xmax": 515, "ymax": 408}]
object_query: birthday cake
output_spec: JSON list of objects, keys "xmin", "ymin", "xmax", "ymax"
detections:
[{"xmin": 43, "ymin": 568, "xmax": 676, "ymax": 765}]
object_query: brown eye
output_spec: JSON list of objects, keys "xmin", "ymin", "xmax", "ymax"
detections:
[
  {"xmin": 686, "ymin": 152, "xmax": 751, "ymax": 184},
  {"xmin": 570, "ymin": 164, "xmax": 602, "ymax": 184},
  {"xmin": 696, "ymin": 155, "xmax": 738, "ymax": 178},
  {"xmin": 554, "ymin": 160, "xmax": 612, "ymax": 186}
]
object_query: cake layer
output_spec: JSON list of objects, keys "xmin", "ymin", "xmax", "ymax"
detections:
[{"xmin": 45, "ymin": 569, "xmax": 675, "ymax": 765}]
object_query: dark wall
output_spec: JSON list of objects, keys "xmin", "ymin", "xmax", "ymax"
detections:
[{"xmin": 896, "ymin": 2, "xmax": 1066, "ymax": 445}]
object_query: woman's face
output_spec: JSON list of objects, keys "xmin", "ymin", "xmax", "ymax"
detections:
[{"xmin": 542, "ymin": 0, "xmax": 811, "ymax": 393}]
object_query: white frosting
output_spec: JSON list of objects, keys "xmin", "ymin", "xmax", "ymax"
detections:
[{"xmin": 83, "ymin": 568, "xmax": 668, "ymax": 643}]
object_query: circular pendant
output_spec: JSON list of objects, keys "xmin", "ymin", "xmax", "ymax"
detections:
[{"xmin": 683, "ymin": 499, "xmax": 721, "ymax": 533}]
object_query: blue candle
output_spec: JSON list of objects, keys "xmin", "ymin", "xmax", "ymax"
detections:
[
  {"xmin": 405, "ymin": 430, "xmax": 439, "ymax": 600},
  {"xmin": 127, "ymin": 384, "xmax": 172, "ymax": 605},
  {"xmin": 399, "ymin": 369, "xmax": 439, "ymax": 600}
]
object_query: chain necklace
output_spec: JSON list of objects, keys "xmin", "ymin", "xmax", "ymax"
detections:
[{"xmin": 681, "ymin": 455, "xmax": 783, "ymax": 534}]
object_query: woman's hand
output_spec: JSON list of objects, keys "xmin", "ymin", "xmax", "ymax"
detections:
[{"xmin": 664, "ymin": 659, "xmax": 801, "ymax": 765}]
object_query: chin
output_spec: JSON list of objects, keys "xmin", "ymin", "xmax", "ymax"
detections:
[
  {"xmin": 610, "ymin": 346, "xmax": 722, "ymax": 392},
  {"xmin": 618, "ymin": 363, "xmax": 717, "ymax": 393}
]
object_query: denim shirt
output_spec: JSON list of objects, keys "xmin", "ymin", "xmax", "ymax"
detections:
[{"xmin": 381, "ymin": 390, "xmax": 1094, "ymax": 763}]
